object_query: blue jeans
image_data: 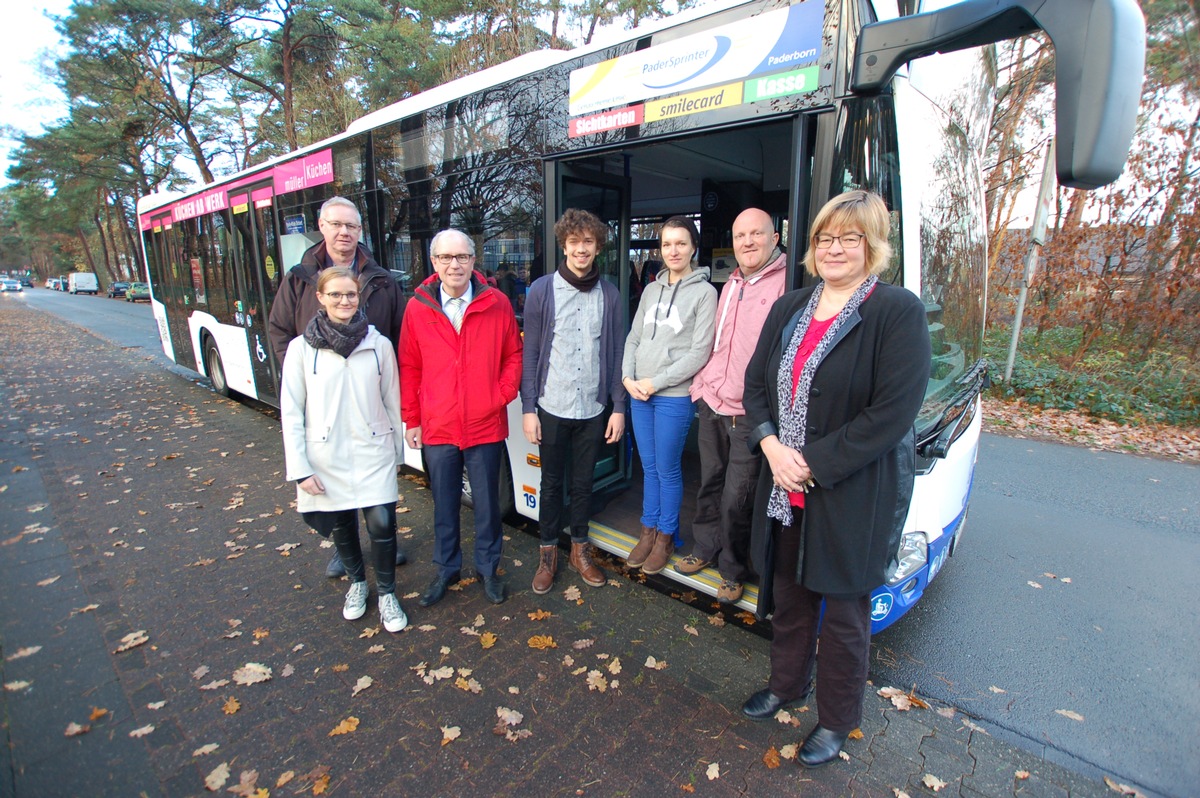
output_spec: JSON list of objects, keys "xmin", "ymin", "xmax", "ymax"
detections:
[
  {"xmin": 423, "ymin": 441, "xmax": 505, "ymax": 579},
  {"xmin": 629, "ymin": 394, "xmax": 694, "ymax": 544}
]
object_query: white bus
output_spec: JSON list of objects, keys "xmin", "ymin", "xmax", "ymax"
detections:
[{"xmin": 136, "ymin": 0, "xmax": 1144, "ymax": 630}]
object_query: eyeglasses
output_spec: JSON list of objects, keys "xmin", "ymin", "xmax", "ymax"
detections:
[
  {"xmin": 814, "ymin": 233, "xmax": 865, "ymax": 249},
  {"xmin": 322, "ymin": 291, "xmax": 359, "ymax": 302},
  {"xmin": 323, "ymin": 221, "xmax": 362, "ymax": 232},
  {"xmin": 433, "ymin": 253, "xmax": 474, "ymax": 265},
  {"xmin": 733, "ymin": 230, "xmax": 770, "ymax": 242}
]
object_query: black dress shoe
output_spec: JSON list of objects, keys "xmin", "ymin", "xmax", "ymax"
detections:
[
  {"xmin": 418, "ymin": 575, "xmax": 458, "ymax": 608},
  {"xmin": 798, "ymin": 725, "xmax": 850, "ymax": 768},
  {"xmin": 394, "ymin": 548, "xmax": 408, "ymax": 567},
  {"xmin": 741, "ymin": 684, "xmax": 813, "ymax": 720},
  {"xmin": 482, "ymin": 576, "xmax": 506, "ymax": 604}
]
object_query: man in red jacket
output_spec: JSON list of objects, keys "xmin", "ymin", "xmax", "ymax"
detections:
[{"xmin": 399, "ymin": 229, "xmax": 522, "ymax": 606}]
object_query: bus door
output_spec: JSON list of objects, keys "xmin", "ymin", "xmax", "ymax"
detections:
[
  {"xmin": 154, "ymin": 214, "xmax": 195, "ymax": 370},
  {"xmin": 233, "ymin": 183, "xmax": 283, "ymax": 404},
  {"xmin": 546, "ymin": 163, "xmax": 632, "ymax": 491}
]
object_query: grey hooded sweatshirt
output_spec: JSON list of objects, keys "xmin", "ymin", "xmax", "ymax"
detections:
[{"xmin": 622, "ymin": 266, "xmax": 718, "ymax": 398}]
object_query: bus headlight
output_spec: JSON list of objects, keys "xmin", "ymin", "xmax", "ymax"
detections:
[{"xmin": 886, "ymin": 532, "xmax": 928, "ymax": 586}]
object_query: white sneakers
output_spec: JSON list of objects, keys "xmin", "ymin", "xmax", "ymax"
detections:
[
  {"xmin": 378, "ymin": 592, "xmax": 408, "ymax": 633},
  {"xmin": 343, "ymin": 582, "xmax": 407, "ymax": 633},
  {"xmin": 343, "ymin": 581, "xmax": 369, "ymax": 620}
]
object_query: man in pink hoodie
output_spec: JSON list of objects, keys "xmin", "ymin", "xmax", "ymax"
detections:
[{"xmin": 680, "ymin": 208, "xmax": 788, "ymax": 603}]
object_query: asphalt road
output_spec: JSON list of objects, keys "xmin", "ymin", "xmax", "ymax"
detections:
[{"xmin": 15, "ymin": 286, "xmax": 1200, "ymax": 797}]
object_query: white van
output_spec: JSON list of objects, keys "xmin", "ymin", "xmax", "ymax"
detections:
[{"xmin": 67, "ymin": 273, "xmax": 99, "ymax": 295}]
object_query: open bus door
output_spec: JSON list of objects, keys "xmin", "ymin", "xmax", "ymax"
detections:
[
  {"xmin": 545, "ymin": 162, "xmax": 634, "ymax": 495},
  {"xmin": 228, "ymin": 184, "xmax": 282, "ymax": 404}
]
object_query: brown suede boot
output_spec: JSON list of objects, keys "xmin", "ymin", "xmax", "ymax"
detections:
[
  {"xmin": 531, "ymin": 545, "xmax": 557, "ymax": 595},
  {"xmin": 626, "ymin": 525, "xmax": 657, "ymax": 568},
  {"xmin": 640, "ymin": 533, "xmax": 675, "ymax": 575},
  {"xmin": 569, "ymin": 541, "xmax": 606, "ymax": 588}
]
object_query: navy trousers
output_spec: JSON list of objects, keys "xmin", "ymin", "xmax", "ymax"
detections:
[{"xmin": 423, "ymin": 441, "xmax": 505, "ymax": 579}]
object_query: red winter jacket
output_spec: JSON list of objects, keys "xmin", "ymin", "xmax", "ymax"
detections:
[{"xmin": 398, "ymin": 272, "xmax": 523, "ymax": 448}]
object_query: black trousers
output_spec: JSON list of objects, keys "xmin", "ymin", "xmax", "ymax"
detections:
[
  {"xmin": 537, "ymin": 408, "xmax": 606, "ymax": 545},
  {"xmin": 690, "ymin": 401, "xmax": 760, "ymax": 581},
  {"xmin": 324, "ymin": 505, "xmax": 397, "ymax": 594},
  {"xmin": 768, "ymin": 520, "xmax": 871, "ymax": 733}
]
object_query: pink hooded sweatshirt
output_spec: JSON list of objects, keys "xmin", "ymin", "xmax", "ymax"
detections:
[{"xmin": 689, "ymin": 248, "xmax": 787, "ymax": 416}]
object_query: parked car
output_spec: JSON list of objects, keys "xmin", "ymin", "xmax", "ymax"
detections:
[
  {"xmin": 107, "ymin": 281, "xmax": 130, "ymax": 298},
  {"xmin": 45, "ymin": 278, "xmax": 61, "ymax": 290},
  {"xmin": 1, "ymin": 279, "xmax": 23, "ymax": 292},
  {"xmin": 20, "ymin": 277, "xmax": 33, "ymax": 287},
  {"xmin": 125, "ymin": 282, "xmax": 150, "ymax": 302}
]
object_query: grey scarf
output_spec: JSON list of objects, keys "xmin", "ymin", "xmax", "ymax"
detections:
[
  {"xmin": 767, "ymin": 275, "xmax": 878, "ymax": 525},
  {"xmin": 304, "ymin": 309, "xmax": 368, "ymax": 359}
]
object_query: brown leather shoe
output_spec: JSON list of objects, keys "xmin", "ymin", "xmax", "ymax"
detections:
[
  {"xmin": 531, "ymin": 545, "xmax": 557, "ymax": 595},
  {"xmin": 569, "ymin": 541, "xmax": 606, "ymax": 588},
  {"xmin": 640, "ymin": 532, "xmax": 675, "ymax": 575},
  {"xmin": 626, "ymin": 525, "xmax": 657, "ymax": 568}
]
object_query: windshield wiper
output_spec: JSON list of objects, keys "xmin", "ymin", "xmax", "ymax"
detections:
[{"xmin": 917, "ymin": 358, "xmax": 990, "ymax": 459}]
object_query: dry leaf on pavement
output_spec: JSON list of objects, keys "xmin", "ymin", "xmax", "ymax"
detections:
[
  {"xmin": 4, "ymin": 681, "xmax": 31, "ymax": 692},
  {"xmin": 683, "ymin": 625, "xmax": 698, "ymax": 636},
  {"xmin": 192, "ymin": 665, "xmax": 210, "ymax": 679},
  {"xmin": 222, "ymin": 697, "xmax": 240, "ymax": 715},
  {"xmin": 232, "ymin": 663, "xmax": 272, "ymax": 686},
  {"xmin": 848, "ymin": 728, "xmax": 864, "ymax": 740},
  {"xmin": 1104, "ymin": 776, "xmax": 1147, "ymax": 797},
  {"xmin": 1056, "ymin": 709, "xmax": 1085, "ymax": 722},
  {"xmin": 644, "ymin": 656, "xmax": 668, "ymax": 670},
  {"xmin": 763, "ymin": 747, "xmax": 781, "ymax": 769},
  {"xmin": 528, "ymin": 635, "xmax": 557, "ymax": 650},
  {"xmin": 328, "ymin": 716, "xmax": 360, "ymax": 736},
  {"xmin": 779, "ymin": 743, "xmax": 798, "ymax": 760},
  {"xmin": 527, "ymin": 609, "xmax": 551, "ymax": 621},
  {"xmin": 440, "ymin": 726, "xmax": 461, "ymax": 746},
  {"xmin": 193, "ymin": 743, "xmax": 219, "ymax": 756},
  {"xmin": 199, "ymin": 679, "xmax": 229, "ymax": 691},
  {"xmin": 706, "ymin": 762, "xmax": 720, "ymax": 780},
  {"xmin": 922, "ymin": 774, "xmax": 947, "ymax": 792},
  {"xmin": 563, "ymin": 585, "xmax": 582, "ymax": 601},
  {"xmin": 359, "ymin": 627, "xmax": 381, "ymax": 638},
  {"xmin": 113, "ymin": 630, "xmax": 149, "ymax": 653},
  {"xmin": 64, "ymin": 722, "xmax": 90, "ymax": 737},
  {"xmin": 1015, "ymin": 771, "xmax": 1030, "ymax": 780},
  {"xmin": 275, "ymin": 770, "xmax": 294, "ymax": 787},
  {"xmin": 89, "ymin": 707, "xmax": 109, "ymax": 721},
  {"xmin": 226, "ymin": 769, "xmax": 259, "ymax": 797},
  {"xmin": 606, "ymin": 657, "xmax": 622, "ymax": 675},
  {"xmin": 989, "ymin": 686, "xmax": 1006, "ymax": 694},
  {"xmin": 480, "ymin": 632, "xmax": 498, "ymax": 649},
  {"xmin": 6, "ymin": 646, "xmax": 42, "ymax": 661},
  {"xmin": 495, "ymin": 707, "xmax": 523, "ymax": 726},
  {"xmin": 352, "ymin": 676, "xmax": 373, "ymax": 697},
  {"xmin": 586, "ymin": 670, "xmax": 608, "ymax": 692},
  {"xmin": 205, "ymin": 762, "xmax": 230, "ymax": 791},
  {"xmin": 572, "ymin": 638, "xmax": 594, "ymax": 650}
]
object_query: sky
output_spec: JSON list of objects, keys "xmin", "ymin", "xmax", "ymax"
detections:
[{"xmin": 0, "ymin": 1, "xmax": 73, "ymax": 185}]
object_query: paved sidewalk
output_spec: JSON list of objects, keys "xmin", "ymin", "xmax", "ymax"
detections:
[{"xmin": 0, "ymin": 302, "xmax": 1149, "ymax": 796}]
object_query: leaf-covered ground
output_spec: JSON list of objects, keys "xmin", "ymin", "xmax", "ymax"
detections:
[{"xmin": 983, "ymin": 398, "xmax": 1200, "ymax": 463}]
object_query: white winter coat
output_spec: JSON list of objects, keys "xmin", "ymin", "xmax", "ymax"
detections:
[{"xmin": 280, "ymin": 326, "xmax": 404, "ymax": 513}]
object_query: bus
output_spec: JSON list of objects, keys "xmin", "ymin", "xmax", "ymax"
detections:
[{"xmin": 135, "ymin": 0, "xmax": 1144, "ymax": 631}]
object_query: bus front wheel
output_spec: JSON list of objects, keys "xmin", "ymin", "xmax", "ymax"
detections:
[{"xmin": 204, "ymin": 337, "xmax": 232, "ymax": 398}]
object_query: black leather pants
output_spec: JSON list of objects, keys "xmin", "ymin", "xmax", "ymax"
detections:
[{"xmin": 329, "ymin": 505, "xmax": 397, "ymax": 594}]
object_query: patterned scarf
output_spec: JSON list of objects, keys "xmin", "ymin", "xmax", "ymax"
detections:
[
  {"xmin": 767, "ymin": 275, "xmax": 878, "ymax": 525},
  {"xmin": 304, "ymin": 309, "xmax": 368, "ymax": 359}
]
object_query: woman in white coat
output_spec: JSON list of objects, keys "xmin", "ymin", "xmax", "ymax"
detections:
[{"xmin": 281, "ymin": 267, "xmax": 408, "ymax": 633}]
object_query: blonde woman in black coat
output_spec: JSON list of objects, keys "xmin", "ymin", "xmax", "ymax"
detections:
[{"xmin": 740, "ymin": 191, "xmax": 931, "ymax": 767}]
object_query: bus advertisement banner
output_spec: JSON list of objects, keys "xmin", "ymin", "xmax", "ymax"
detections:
[
  {"xmin": 567, "ymin": 0, "xmax": 823, "ymax": 117},
  {"xmin": 273, "ymin": 149, "xmax": 334, "ymax": 196}
]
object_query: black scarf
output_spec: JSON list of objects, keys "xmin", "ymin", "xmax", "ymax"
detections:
[
  {"xmin": 304, "ymin": 309, "xmax": 368, "ymax": 359},
  {"xmin": 557, "ymin": 261, "xmax": 600, "ymax": 292}
]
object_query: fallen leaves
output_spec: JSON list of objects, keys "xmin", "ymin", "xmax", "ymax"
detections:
[
  {"xmin": 706, "ymin": 762, "xmax": 720, "ymax": 780},
  {"xmin": 112, "ymin": 630, "xmax": 149, "ymax": 653},
  {"xmin": 527, "ymin": 635, "xmax": 557, "ymax": 650},
  {"xmin": 440, "ymin": 725, "xmax": 461, "ymax": 746},
  {"xmin": 5, "ymin": 645, "xmax": 42, "ymax": 661},
  {"xmin": 563, "ymin": 585, "xmax": 582, "ymax": 602},
  {"xmin": 193, "ymin": 743, "xmax": 220, "ymax": 756},
  {"xmin": 359, "ymin": 627, "xmax": 381, "ymax": 639},
  {"xmin": 36, "ymin": 575, "xmax": 61, "ymax": 587},
  {"xmin": 199, "ymin": 679, "xmax": 230, "ymax": 691},
  {"xmin": 493, "ymin": 706, "xmax": 531, "ymax": 742},
  {"xmin": 65, "ymin": 722, "xmax": 90, "ymax": 737},
  {"xmin": 763, "ymin": 747, "xmax": 781, "ymax": 769},
  {"xmin": 5, "ymin": 681, "xmax": 32, "ymax": 692},
  {"xmin": 89, "ymin": 707, "xmax": 109, "ymax": 722},
  {"xmin": 328, "ymin": 716, "xmax": 360, "ymax": 736},
  {"xmin": 878, "ymin": 686, "xmax": 929, "ymax": 711},
  {"xmin": 644, "ymin": 656, "xmax": 668, "ymax": 670},
  {"xmin": 352, "ymin": 676, "xmax": 373, "ymax": 697},
  {"xmin": 232, "ymin": 662, "xmax": 272, "ymax": 686},
  {"xmin": 1055, "ymin": 709, "xmax": 1085, "ymax": 722},
  {"xmin": 480, "ymin": 632, "xmax": 498, "ymax": 649},
  {"xmin": 128, "ymin": 724, "xmax": 155, "ymax": 738},
  {"xmin": 205, "ymin": 762, "xmax": 231, "ymax": 791},
  {"xmin": 222, "ymin": 697, "xmax": 241, "ymax": 715},
  {"xmin": 585, "ymin": 670, "xmax": 608, "ymax": 692},
  {"xmin": 1104, "ymin": 776, "xmax": 1148, "ymax": 797},
  {"xmin": 527, "ymin": 609, "xmax": 552, "ymax": 621},
  {"xmin": 922, "ymin": 774, "xmax": 947, "ymax": 792}
]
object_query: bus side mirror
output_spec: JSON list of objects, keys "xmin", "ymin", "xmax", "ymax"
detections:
[{"xmin": 850, "ymin": 0, "xmax": 1146, "ymax": 190}]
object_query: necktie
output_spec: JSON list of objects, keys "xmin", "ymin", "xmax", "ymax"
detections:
[{"xmin": 448, "ymin": 297, "xmax": 465, "ymax": 332}]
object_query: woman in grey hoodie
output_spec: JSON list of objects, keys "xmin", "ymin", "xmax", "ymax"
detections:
[{"xmin": 622, "ymin": 216, "xmax": 717, "ymax": 575}]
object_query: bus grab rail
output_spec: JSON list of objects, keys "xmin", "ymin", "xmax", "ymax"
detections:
[{"xmin": 850, "ymin": 0, "xmax": 1146, "ymax": 190}]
